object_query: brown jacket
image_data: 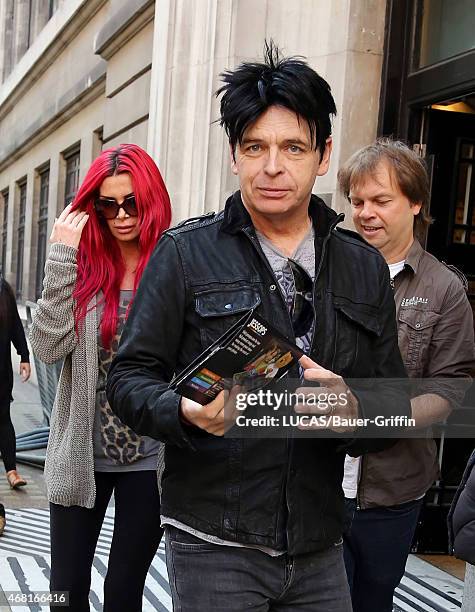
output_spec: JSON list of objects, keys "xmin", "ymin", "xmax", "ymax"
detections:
[{"xmin": 358, "ymin": 239, "xmax": 475, "ymax": 508}]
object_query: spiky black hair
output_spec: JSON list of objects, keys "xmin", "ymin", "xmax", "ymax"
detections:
[{"xmin": 216, "ymin": 40, "xmax": 337, "ymax": 159}]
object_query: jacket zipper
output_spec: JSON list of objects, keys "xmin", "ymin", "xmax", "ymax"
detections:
[
  {"xmin": 310, "ymin": 213, "xmax": 344, "ymax": 355},
  {"xmin": 327, "ymin": 216, "xmax": 344, "ymax": 371},
  {"xmin": 242, "ymin": 227, "xmax": 294, "ymax": 332},
  {"xmin": 286, "ymin": 555, "xmax": 294, "ymax": 585},
  {"xmin": 242, "ymin": 214, "xmax": 344, "ymax": 550},
  {"xmin": 315, "ymin": 219, "xmax": 365, "ymax": 510},
  {"xmin": 242, "ymin": 226, "xmax": 294, "ymax": 549}
]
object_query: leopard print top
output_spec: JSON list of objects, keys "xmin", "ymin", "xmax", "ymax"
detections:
[{"xmin": 93, "ymin": 290, "xmax": 160, "ymax": 471}]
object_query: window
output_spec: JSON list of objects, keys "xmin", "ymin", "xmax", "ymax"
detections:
[
  {"xmin": 1, "ymin": 190, "xmax": 8, "ymax": 271},
  {"xmin": 26, "ymin": 0, "xmax": 33, "ymax": 49},
  {"xmin": 48, "ymin": 0, "xmax": 59, "ymax": 20},
  {"xmin": 452, "ymin": 139, "xmax": 475, "ymax": 246},
  {"xmin": 64, "ymin": 149, "xmax": 80, "ymax": 207},
  {"xmin": 16, "ymin": 180, "xmax": 27, "ymax": 300},
  {"xmin": 36, "ymin": 168, "xmax": 50, "ymax": 299},
  {"xmin": 416, "ymin": 0, "xmax": 475, "ymax": 69}
]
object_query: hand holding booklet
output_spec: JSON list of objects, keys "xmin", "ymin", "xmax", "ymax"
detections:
[{"xmin": 169, "ymin": 311, "xmax": 304, "ymax": 404}]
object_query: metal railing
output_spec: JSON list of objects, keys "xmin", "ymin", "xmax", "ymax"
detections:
[
  {"xmin": 25, "ymin": 300, "xmax": 62, "ymax": 425},
  {"xmin": 15, "ymin": 301, "xmax": 64, "ymax": 467}
]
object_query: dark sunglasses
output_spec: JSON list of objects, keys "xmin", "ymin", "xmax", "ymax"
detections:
[
  {"xmin": 94, "ymin": 193, "xmax": 138, "ymax": 220},
  {"xmin": 288, "ymin": 259, "xmax": 314, "ymax": 338}
]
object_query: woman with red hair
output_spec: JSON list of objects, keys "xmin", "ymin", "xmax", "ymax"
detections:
[{"xmin": 30, "ymin": 144, "xmax": 171, "ymax": 611}]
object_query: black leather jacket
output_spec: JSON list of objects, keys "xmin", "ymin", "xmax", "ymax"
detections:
[{"xmin": 107, "ymin": 192, "xmax": 410, "ymax": 555}]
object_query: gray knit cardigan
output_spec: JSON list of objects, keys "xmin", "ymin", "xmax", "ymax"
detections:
[{"xmin": 29, "ymin": 243, "xmax": 164, "ymax": 508}]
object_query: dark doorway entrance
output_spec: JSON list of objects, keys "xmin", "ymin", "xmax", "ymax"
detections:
[
  {"xmin": 426, "ymin": 104, "xmax": 475, "ymax": 300},
  {"xmin": 411, "ymin": 101, "xmax": 475, "ymax": 553},
  {"xmin": 379, "ymin": 0, "xmax": 475, "ymax": 561}
]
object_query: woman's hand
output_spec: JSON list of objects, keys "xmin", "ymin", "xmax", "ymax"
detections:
[
  {"xmin": 49, "ymin": 204, "xmax": 89, "ymax": 249},
  {"xmin": 19, "ymin": 362, "xmax": 31, "ymax": 382}
]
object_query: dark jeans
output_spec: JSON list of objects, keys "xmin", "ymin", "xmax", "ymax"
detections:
[
  {"xmin": 0, "ymin": 398, "xmax": 16, "ymax": 472},
  {"xmin": 343, "ymin": 497, "xmax": 423, "ymax": 612},
  {"xmin": 50, "ymin": 470, "xmax": 163, "ymax": 612},
  {"xmin": 165, "ymin": 525, "xmax": 352, "ymax": 611}
]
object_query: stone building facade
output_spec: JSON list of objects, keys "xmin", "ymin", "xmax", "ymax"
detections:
[{"xmin": 0, "ymin": 0, "xmax": 387, "ymax": 302}]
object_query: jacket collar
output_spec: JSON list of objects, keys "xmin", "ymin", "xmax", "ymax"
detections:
[
  {"xmin": 403, "ymin": 238, "xmax": 424, "ymax": 275},
  {"xmin": 221, "ymin": 190, "xmax": 343, "ymax": 238}
]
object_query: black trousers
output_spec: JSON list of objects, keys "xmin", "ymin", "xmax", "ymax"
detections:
[
  {"xmin": 0, "ymin": 397, "xmax": 16, "ymax": 472},
  {"xmin": 50, "ymin": 470, "xmax": 163, "ymax": 612},
  {"xmin": 343, "ymin": 497, "xmax": 423, "ymax": 612}
]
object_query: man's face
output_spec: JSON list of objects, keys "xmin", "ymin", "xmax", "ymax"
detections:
[
  {"xmin": 232, "ymin": 106, "xmax": 331, "ymax": 221},
  {"xmin": 349, "ymin": 161, "xmax": 421, "ymax": 261}
]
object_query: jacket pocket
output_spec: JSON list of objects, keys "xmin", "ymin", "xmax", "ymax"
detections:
[
  {"xmin": 194, "ymin": 286, "xmax": 261, "ymax": 349},
  {"xmin": 398, "ymin": 308, "xmax": 440, "ymax": 375},
  {"xmin": 332, "ymin": 299, "xmax": 382, "ymax": 375}
]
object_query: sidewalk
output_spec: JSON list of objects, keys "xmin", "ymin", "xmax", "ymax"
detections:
[
  {"xmin": 1, "ymin": 314, "xmax": 468, "ymax": 611},
  {"xmin": 0, "ymin": 365, "xmax": 172, "ymax": 611},
  {"xmin": 0, "ymin": 366, "xmax": 48, "ymax": 611},
  {"xmin": 1, "ymin": 369, "xmax": 48, "ymax": 510}
]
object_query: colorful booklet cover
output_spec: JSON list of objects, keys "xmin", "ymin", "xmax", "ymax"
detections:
[{"xmin": 169, "ymin": 311, "xmax": 304, "ymax": 404}]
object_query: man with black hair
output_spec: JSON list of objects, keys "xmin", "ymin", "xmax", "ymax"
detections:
[{"xmin": 107, "ymin": 43, "xmax": 409, "ymax": 610}]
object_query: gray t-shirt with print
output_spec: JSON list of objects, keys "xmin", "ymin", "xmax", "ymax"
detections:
[{"xmin": 255, "ymin": 225, "xmax": 315, "ymax": 355}]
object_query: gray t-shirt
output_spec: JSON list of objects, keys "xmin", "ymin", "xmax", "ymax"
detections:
[
  {"xmin": 256, "ymin": 225, "xmax": 315, "ymax": 354},
  {"xmin": 93, "ymin": 290, "xmax": 160, "ymax": 472}
]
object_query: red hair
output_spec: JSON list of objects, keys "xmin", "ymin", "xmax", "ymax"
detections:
[{"xmin": 71, "ymin": 144, "xmax": 171, "ymax": 348}]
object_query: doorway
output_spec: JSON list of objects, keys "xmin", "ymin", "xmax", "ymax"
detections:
[
  {"xmin": 411, "ymin": 97, "xmax": 475, "ymax": 555},
  {"xmin": 425, "ymin": 102, "xmax": 475, "ymax": 298}
]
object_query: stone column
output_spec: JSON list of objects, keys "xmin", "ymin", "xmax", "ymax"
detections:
[
  {"xmin": 147, "ymin": 0, "xmax": 387, "ymax": 223},
  {"xmin": 23, "ymin": 169, "xmax": 35, "ymax": 301},
  {"xmin": 3, "ymin": 180, "xmax": 16, "ymax": 284},
  {"xmin": 79, "ymin": 132, "xmax": 96, "ymax": 184},
  {"xmin": 12, "ymin": 0, "xmax": 32, "ymax": 65},
  {"xmin": 1, "ymin": 0, "xmax": 15, "ymax": 81},
  {"xmin": 46, "ymin": 153, "xmax": 60, "ymax": 257},
  {"xmin": 30, "ymin": 0, "xmax": 52, "ymax": 42},
  {"xmin": 148, "ymin": 0, "xmax": 230, "ymax": 223},
  {"xmin": 0, "ymin": 0, "xmax": 7, "ymax": 82},
  {"xmin": 332, "ymin": 0, "xmax": 388, "ymax": 219},
  {"xmin": 78, "ymin": 131, "xmax": 102, "ymax": 183}
]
